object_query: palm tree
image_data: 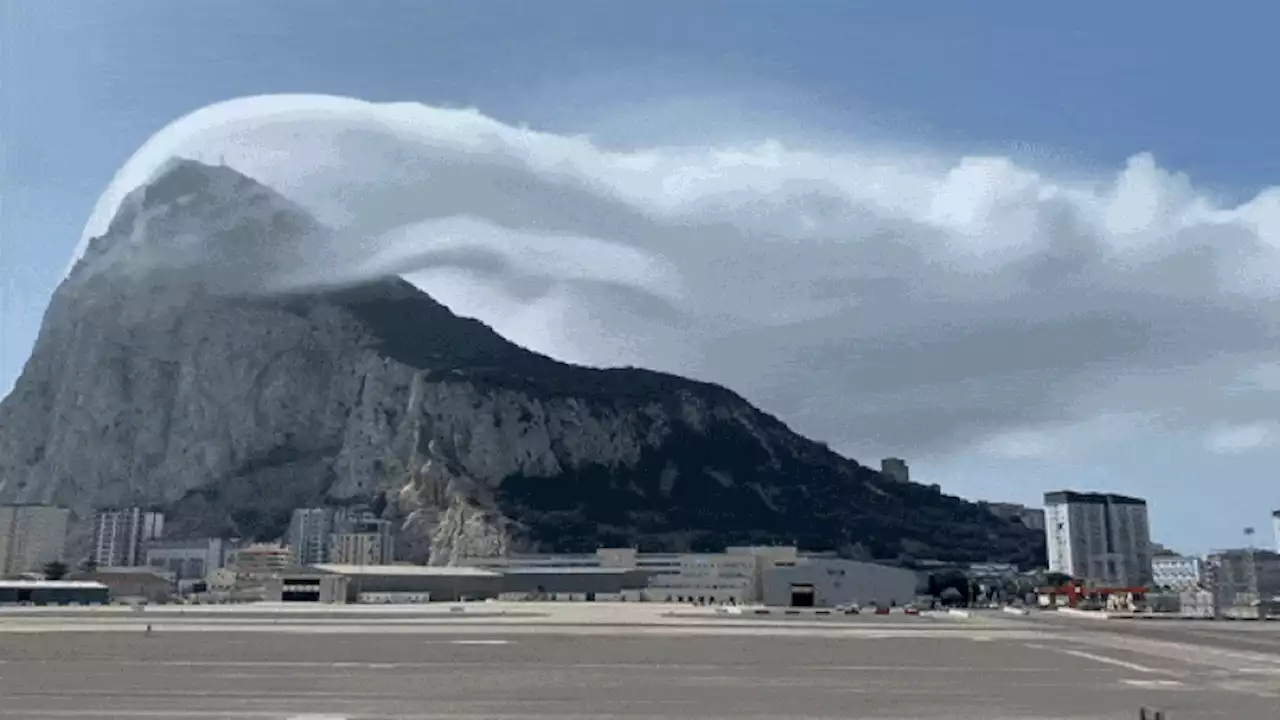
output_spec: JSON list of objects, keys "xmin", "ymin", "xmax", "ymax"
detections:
[{"xmin": 42, "ymin": 560, "xmax": 69, "ymax": 580}]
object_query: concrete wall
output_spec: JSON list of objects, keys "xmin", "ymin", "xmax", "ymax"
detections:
[
  {"xmin": 339, "ymin": 573, "xmax": 505, "ymax": 603},
  {"xmin": 499, "ymin": 569, "xmax": 653, "ymax": 595},
  {"xmin": 762, "ymin": 559, "xmax": 917, "ymax": 608},
  {"xmin": 0, "ymin": 584, "xmax": 109, "ymax": 606}
]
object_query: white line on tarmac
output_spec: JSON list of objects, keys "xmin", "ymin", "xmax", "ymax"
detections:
[
  {"xmin": 442, "ymin": 639, "xmax": 511, "ymax": 645},
  {"xmin": 1119, "ymin": 679, "xmax": 1185, "ymax": 688},
  {"xmin": 1049, "ymin": 647, "xmax": 1173, "ymax": 675},
  {"xmin": 7, "ymin": 659, "xmax": 1101, "ymax": 673}
]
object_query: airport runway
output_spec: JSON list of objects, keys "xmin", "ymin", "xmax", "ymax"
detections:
[{"xmin": 1, "ymin": 607, "xmax": 1278, "ymax": 719}]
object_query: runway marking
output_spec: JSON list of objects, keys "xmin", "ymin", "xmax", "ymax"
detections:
[
  {"xmin": 1051, "ymin": 647, "xmax": 1172, "ymax": 675},
  {"xmin": 444, "ymin": 639, "xmax": 511, "ymax": 645},
  {"xmin": 4, "ymin": 659, "xmax": 1111, "ymax": 674},
  {"xmin": 1240, "ymin": 667, "xmax": 1280, "ymax": 675},
  {"xmin": 1120, "ymin": 679, "xmax": 1185, "ymax": 688}
]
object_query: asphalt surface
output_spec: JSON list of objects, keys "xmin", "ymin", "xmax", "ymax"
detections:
[{"xmin": 0, "ymin": 607, "xmax": 1278, "ymax": 719}]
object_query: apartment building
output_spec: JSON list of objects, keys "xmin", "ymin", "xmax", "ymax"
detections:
[
  {"xmin": 1151, "ymin": 554, "xmax": 1203, "ymax": 590},
  {"xmin": 227, "ymin": 543, "xmax": 294, "ymax": 577},
  {"xmin": 329, "ymin": 531, "xmax": 392, "ymax": 566},
  {"xmin": 287, "ymin": 508, "xmax": 337, "ymax": 566},
  {"xmin": 0, "ymin": 504, "xmax": 70, "ymax": 577},
  {"xmin": 1044, "ymin": 490, "xmax": 1153, "ymax": 588},
  {"xmin": 143, "ymin": 537, "xmax": 227, "ymax": 580},
  {"xmin": 287, "ymin": 507, "xmax": 395, "ymax": 566},
  {"xmin": 1206, "ymin": 548, "xmax": 1280, "ymax": 618},
  {"xmin": 91, "ymin": 508, "xmax": 164, "ymax": 567}
]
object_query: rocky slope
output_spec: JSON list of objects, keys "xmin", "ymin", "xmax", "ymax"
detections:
[{"xmin": 0, "ymin": 160, "xmax": 1045, "ymax": 567}]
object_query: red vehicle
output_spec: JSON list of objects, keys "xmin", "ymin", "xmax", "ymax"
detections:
[{"xmin": 874, "ymin": 605, "xmax": 890, "ymax": 615}]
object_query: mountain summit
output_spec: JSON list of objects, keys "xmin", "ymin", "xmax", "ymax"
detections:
[{"xmin": 0, "ymin": 160, "xmax": 1043, "ymax": 566}]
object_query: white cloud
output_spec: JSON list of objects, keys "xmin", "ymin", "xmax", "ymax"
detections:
[
  {"xmin": 71, "ymin": 94, "xmax": 1280, "ymax": 461},
  {"xmin": 1204, "ymin": 423, "xmax": 1280, "ymax": 454},
  {"xmin": 978, "ymin": 414, "xmax": 1153, "ymax": 461}
]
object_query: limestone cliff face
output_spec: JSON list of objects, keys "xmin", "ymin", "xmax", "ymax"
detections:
[{"xmin": 0, "ymin": 160, "xmax": 1044, "ymax": 566}]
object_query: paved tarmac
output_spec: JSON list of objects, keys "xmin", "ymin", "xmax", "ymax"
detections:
[{"xmin": 0, "ymin": 606, "xmax": 1277, "ymax": 719}]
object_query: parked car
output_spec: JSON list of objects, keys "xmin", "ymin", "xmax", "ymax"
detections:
[{"xmin": 903, "ymin": 604, "xmax": 920, "ymax": 615}]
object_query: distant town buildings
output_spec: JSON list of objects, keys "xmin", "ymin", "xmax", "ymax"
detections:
[
  {"xmin": 1043, "ymin": 490, "xmax": 1153, "ymax": 588},
  {"xmin": 880, "ymin": 458, "xmax": 910, "ymax": 484},
  {"xmin": 91, "ymin": 507, "xmax": 164, "ymax": 568},
  {"xmin": 0, "ymin": 504, "xmax": 70, "ymax": 577}
]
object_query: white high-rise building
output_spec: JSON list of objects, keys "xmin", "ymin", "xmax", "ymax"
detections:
[
  {"xmin": 1273, "ymin": 510, "xmax": 1280, "ymax": 554},
  {"xmin": 0, "ymin": 504, "xmax": 71, "ymax": 577},
  {"xmin": 1044, "ymin": 491, "xmax": 1152, "ymax": 588},
  {"xmin": 288, "ymin": 507, "xmax": 395, "ymax": 566},
  {"xmin": 287, "ymin": 508, "xmax": 337, "ymax": 566},
  {"xmin": 92, "ymin": 507, "xmax": 164, "ymax": 567}
]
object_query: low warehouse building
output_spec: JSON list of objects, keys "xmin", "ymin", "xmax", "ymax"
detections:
[
  {"xmin": 304, "ymin": 563, "xmax": 658, "ymax": 603},
  {"xmin": 0, "ymin": 580, "xmax": 109, "ymax": 606},
  {"xmin": 71, "ymin": 568, "xmax": 175, "ymax": 604},
  {"xmin": 498, "ymin": 567, "xmax": 656, "ymax": 599},
  {"xmin": 311, "ymin": 564, "xmax": 505, "ymax": 603},
  {"xmin": 762, "ymin": 558, "xmax": 917, "ymax": 608}
]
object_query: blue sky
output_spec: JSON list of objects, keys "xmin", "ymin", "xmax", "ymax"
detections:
[{"xmin": 3, "ymin": 1, "xmax": 1280, "ymax": 552}]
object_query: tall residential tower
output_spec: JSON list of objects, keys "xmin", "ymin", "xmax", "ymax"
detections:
[
  {"xmin": 0, "ymin": 504, "xmax": 70, "ymax": 577},
  {"xmin": 91, "ymin": 507, "xmax": 164, "ymax": 567},
  {"xmin": 1044, "ymin": 491, "xmax": 1152, "ymax": 588}
]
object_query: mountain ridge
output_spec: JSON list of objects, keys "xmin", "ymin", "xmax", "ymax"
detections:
[{"xmin": 0, "ymin": 159, "xmax": 1045, "ymax": 567}]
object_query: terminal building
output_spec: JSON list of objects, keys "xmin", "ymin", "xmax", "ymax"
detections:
[
  {"xmin": 466, "ymin": 546, "xmax": 918, "ymax": 607},
  {"xmin": 244, "ymin": 545, "xmax": 917, "ymax": 607}
]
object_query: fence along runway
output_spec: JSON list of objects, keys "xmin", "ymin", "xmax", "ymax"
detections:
[{"xmin": 1, "ymin": 605, "xmax": 1279, "ymax": 718}]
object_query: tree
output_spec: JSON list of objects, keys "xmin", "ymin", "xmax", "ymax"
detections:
[
  {"xmin": 42, "ymin": 560, "xmax": 69, "ymax": 580},
  {"xmin": 1043, "ymin": 572, "xmax": 1072, "ymax": 587}
]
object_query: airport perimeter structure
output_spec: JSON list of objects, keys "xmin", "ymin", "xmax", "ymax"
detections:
[{"xmin": 2, "ymin": 603, "xmax": 1279, "ymax": 719}]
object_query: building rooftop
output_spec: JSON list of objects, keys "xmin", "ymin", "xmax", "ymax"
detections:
[
  {"xmin": 309, "ymin": 564, "xmax": 502, "ymax": 577},
  {"xmin": 0, "ymin": 580, "xmax": 108, "ymax": 590},
  {"xmin": 496, "ymin": 566, "xmax": 637, "ymax": 576},
  {"xmin": 1043, "ymin": 490, "xmax": 1146, "ymax": 505}
]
